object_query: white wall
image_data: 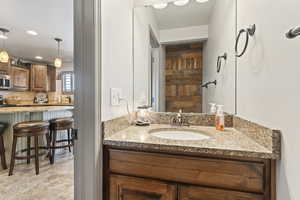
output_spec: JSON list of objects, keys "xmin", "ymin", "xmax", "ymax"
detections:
[
  {"xmin": 133, "ymin": 6, "xmax": 159, "ymax": 108},
  {"xmin": 202, "ymin": 0, "xmax": 236, "ymax": 114},
  {"xmin": 102, "ymin": 0, "xmax": 134, "ymax": 121},
  {"xmin": 237, "ymin": 1, "xmax": 300, "ymax": 199},
  {"xmin": 160, "ymin": 25, "xmax": 208, "ymax": 44}
]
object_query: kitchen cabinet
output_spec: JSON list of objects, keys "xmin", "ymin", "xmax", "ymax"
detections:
[
  {"xmin": 11, "ymin": 66, "xmax": 30, "ymax": 91},
  {"xmin": 0, "ymin": 60, "xmax": 11, "ymax": 74},
  {"xmin": 30, "ymin": 64, "xmax": 56, "ymax": 92},
  {"xmin": 47, "ymin": 65, "xmax": 56, "ymax": 92},
  {"xmin": 109, "ymin": 175, "xmax": 177, "ymax": 200},
  {"xmin": 31, "ymin": 64, "xmax": 48, "ymax": 91},
  {"xmin": 104, "ymin": 148, "xmax": 276, "ymax": 200}
]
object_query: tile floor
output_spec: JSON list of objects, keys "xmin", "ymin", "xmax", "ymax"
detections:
[{"xmin": 0, "ymin": 152, "xmax": 74, "ymax": 200}]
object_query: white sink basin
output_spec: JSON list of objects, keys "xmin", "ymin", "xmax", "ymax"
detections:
[{"xmin": 149, "ymin": 128, "xmax": 210, "ymax": 141}]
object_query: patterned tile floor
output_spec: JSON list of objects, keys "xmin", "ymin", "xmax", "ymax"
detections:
[{"xmin": 0, "ymin": 152, "xmax": 74, "ymax": 200}]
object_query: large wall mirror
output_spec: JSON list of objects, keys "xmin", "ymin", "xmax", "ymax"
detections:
[{"xmin": 133, "ymin": 0, "xmax": 237, "ymax": 114}]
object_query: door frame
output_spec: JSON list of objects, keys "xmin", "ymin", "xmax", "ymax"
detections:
[{"xmin": 74, "ymin": 0, "xmax": 102, "ymax": 199}]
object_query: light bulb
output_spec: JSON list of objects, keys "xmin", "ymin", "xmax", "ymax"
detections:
[
  {"xmin": 0, "ymin": 50, "xmax": 9, "ymax": 63},
  {"xmin": 153, "ymin": 3, "xmax": 168, "ymax": 9},
  {"xmin": 196, "ymin": 0, "xmax": 209, "ymax": 3},
  {"xmin": 54, "ymin": 57, "xmax": 62, "ymax": 67},
  {"xmin": 173, "ymin": 0, "xmax": 189, "ymax": 6}
]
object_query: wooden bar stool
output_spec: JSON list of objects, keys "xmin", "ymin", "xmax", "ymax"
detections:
[
  {"xmin": 0, "ymin": 123, "xmax": 8, "ymax": 170},
  {"xmin": 49, "ymin": 117, "xmax": 74, "ymax": 164},
  {"xmin": 9, "ymin": 121, "xmax": 50, "ymax": 176}
]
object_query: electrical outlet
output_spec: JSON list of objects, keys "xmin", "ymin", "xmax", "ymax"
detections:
[{"xmin": 111, "ymin": 88, "xmax": 122, "ymax": 106}]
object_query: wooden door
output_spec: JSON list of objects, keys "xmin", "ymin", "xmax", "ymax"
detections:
[
  {"xmin": 165, "ymin": 43, "xmax": 202, "ymax": 113},
  {"xmin": 30, "ymin": 64, "xmax": 48, "ymax": 91},
  {"xmin": 179, "ymin": 185, "xmax": 264, "ymax": 200},
  {"xmin": 11, "ymin": 66, "xmax": 30, "ymax": 90},
  {"xmin": 109, "ymin": 175, "xmax": 177, "ymax": 200}
]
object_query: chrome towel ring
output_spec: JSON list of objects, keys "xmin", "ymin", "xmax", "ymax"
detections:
[{"xmin": 235, "ymin": 24, "xmax": 256, "ymax": 57}]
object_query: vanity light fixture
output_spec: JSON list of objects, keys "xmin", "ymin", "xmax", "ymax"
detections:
[
  {"xmin": 174, "ymin": 0, "xmax": 190, "ymax": 6},
  {"xmin": 152, "ymin": 2, "xmax": 168, "ymax": 9},
  {"xmin": 26, "ymin": 30, "xmax": 38, "ymax": 36},
  {"xmin": 54, "ymin": 38, "xmax": 63, "ymax": 68},
  {"xmin": 35, "ymin": 56, "xmax": 43, "ymax": 60},
  {"xmin": 196, "ymin": 0, "xmax": 209, "ymax": 3},
  {"xmin": 0, "ymin": 28, "xmax": 10, "ymax": 63}
]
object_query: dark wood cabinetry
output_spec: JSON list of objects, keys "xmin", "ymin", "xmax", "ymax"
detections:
[
  {"xmin": 11, "ymin": 66, "xmax": 30, "ymax": 90},
  {"xmin": 0, "ymin": 60, "xmax": 10, "ymax": 74},
  {"xmin": 110, "ymin": 175, "xmax": 177, "ymax": 200},
  {"xmin": 179, "ymin": 185, "xmax": 263, "ymax": 200},
  {"xmin": 30, "ymin": 64, "xmax": 56, "ymax": 92},
  {"xmin": 104, "ymin": 147, "xmax": 276, "ymax": 200},
  {"xmin": 30, "ymin": 64, "xmax": 48, "ymax": 91}
]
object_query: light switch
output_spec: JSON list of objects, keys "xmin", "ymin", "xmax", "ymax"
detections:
[{"xmin": 111, "ymin": 88, "xmax": 122, "ymax": 106}]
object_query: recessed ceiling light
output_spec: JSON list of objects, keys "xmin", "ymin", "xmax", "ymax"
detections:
[
  {"xmin": 35, "ymin": 56, "xmax": 43, "ymax": 60},
  {"xmin": 196, "ymin": 0, "xmax": 209, "ymax": 3},
  {"xmin": 174, "ymin": 0, "xmax": 189, "ymax": 6},
  {"xmin": 0, "ymin": 35, "xmax": 8, "ymax": 40},
  {"xmin": 26, "ymin": 30, "xmax": 38, "ymax": 36},
  {"xmin": 153, "ymin": 3, "xmax": 168, "ymax": 9}
]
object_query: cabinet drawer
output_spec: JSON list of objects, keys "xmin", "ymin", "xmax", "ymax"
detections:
[
  {"xmin": 109, "ymin": 149, "xmax": 265, "ymax": 193},
  {"xmin": 179, "ymin": 185, "xmax": 264, "ymax": 200},
  {"xmin": 110, "ymin": 175, "xmax": 177, "ymax": 200}
]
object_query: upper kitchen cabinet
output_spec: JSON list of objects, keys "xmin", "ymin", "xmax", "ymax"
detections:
[
  {"xmin": 0, "ymin": 60, "xmax": 11, "ymax": 74},
  {"xmin": 30, "ymin": 64, "xmax": 48, "ymax": 91},
  {"xmin": 11, "ymin": 66, "xmax": 30, "ymax": 91},
  {"xmin": 30, "ymin": 64, "xmax": 56, "ymax": 92}
]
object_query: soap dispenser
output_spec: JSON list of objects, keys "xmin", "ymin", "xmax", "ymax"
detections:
[{"xmin": 215, "ymin": 105, "xmax": 225, "ymax": 131}]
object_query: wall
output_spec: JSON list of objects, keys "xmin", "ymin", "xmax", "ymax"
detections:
[
  {"xmin": 160, "ymin": 25, "xmax": 208, "ymax": 44},
  {"xmin": 102, "ymin": 0, "xmax": 134, "ymax": 121},
  {"xmin": 202, "ymin": 0, "xmax": 236, "ymax": 114},
  {"xmin": 133, "ymin": 6, "xmax": 159, "ymax": 109},
  {"xmin": 237, "ymin": 0, "xmax": 300, "ymax": 199}
]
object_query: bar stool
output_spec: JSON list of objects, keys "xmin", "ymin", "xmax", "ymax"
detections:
[
  {"xmin": 49, "ymin": 117, "xmax": 74, "ymax": 164},
  {"xmin": 9, "ymin": 121, "xmax": 50, "ymax": 176},
  {"xmin": 0, "ymin": 123, "xmax": 8, "ymax": 170}
]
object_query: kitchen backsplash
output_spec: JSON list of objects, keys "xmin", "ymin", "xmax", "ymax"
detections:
[{"xmin": 0, "ymin": 91, "xmax": 74, "ymax": 104}]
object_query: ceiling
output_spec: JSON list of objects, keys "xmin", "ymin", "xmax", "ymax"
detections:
[
  {"xmin": 0, "ymin": 0, "xmax": 73, "ymax": 64},
  {"xmin": 152, "ymin": 0, "xmax": 215, "ymax": 30}
]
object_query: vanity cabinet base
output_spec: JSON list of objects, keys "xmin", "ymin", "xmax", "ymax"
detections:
[{"xmin": 104, "ymin": 147, "xmax": 276, "ymax": 200}]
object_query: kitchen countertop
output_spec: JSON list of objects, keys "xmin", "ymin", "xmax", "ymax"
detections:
[
  {"xmin": 0, "ymin": 105, "xmax": 74, "ymax": 114},
  {"xmin": 104, "ymin": 124, "xmax": 279, "ymax": 159}
]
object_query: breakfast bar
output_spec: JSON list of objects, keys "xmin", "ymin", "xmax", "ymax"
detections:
[{"xmin": 0, "ymin": 105, "xmax": 74, "ymax": 170}]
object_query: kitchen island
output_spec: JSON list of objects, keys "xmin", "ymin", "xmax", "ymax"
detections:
[{"xmin": 0, "ymin": 105, "xmax": 74, "ymax": 170}]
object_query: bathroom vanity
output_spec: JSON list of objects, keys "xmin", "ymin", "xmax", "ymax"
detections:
[{"xmin": 103, "ymin": 113, "xmax": 280, "ymax": 200}]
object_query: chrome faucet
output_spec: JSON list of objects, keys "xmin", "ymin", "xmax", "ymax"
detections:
[{"xmin": 171, "ymin": 109, "xmax": 189, "ymax": 126}]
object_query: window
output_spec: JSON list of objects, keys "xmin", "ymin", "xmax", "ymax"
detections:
[{"xmin": 62, "ymin": 71, "xmax": 75, "ymax": 94}]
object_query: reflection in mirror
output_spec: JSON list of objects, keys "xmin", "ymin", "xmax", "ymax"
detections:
[{"xmin": 133, "ymin": 0, "xmax": 237, "ymax": 114}]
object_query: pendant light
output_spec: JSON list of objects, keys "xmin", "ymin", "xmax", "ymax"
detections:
[
  {"xmin": 0, "ymin": 28, "xmax": 10, "ymax": 63},
  {"xmin": 54, "ymin": 38, "xmax": 63, "ymax": 68}
]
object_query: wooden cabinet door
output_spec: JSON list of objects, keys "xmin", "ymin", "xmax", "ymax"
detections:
[
  {"xmin": 109, "ymin": 175, "xmax": 177, "ymax": 200},
  {"xmin": 179, "ymin": 185, "xmax": 264, "ymax": 200},
  {"xmin": 47, "ymin": 66, "xmax": 56, "ymax": 92},
  {"xmin": 11, "ymin": 66, "xmax": 30, "ymax": 90},
  {"xmin": 0, "ymin": 60, "xmax": 10, "ymax": 73},
  {"xmin": 31, "ymin": 64, "xmax": 48, "ymax": 91}
]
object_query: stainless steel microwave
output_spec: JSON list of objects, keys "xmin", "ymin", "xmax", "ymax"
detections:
[{"xmin": 0, "ymin": 74, "xmax": 11, "ymax": 90}]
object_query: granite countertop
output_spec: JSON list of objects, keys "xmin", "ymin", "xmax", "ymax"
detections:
[
  {"xmin": 104, "ymin": 124, "xmax": 279, "ymax": 159},
  {"xmin": 0, "ymin": 105, "xmax": 74, "ymax": 114}
]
